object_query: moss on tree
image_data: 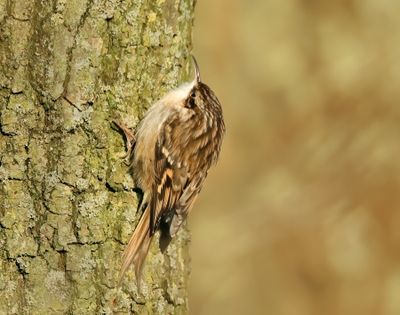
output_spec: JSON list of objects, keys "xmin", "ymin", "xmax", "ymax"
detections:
[{"xmin": 0, "ymin": 0, "xmax": 195, "ymax": 313}]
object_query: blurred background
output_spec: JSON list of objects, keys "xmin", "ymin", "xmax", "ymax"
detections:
[{"xmin": 189, "ymin": 1, "xmax": 400, "ymax": 314}]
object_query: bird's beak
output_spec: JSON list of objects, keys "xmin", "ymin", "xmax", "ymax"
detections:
[{"xmin": 191, "ymin": 55, "xmax": 201, "ymax": 84}]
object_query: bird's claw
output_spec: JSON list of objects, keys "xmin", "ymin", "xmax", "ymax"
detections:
[{"xmin": 113, "ymin": 120, "xmax": 136, "ymax": 164}]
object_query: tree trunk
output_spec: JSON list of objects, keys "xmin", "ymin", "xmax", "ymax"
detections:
[{"xmin": 0, "ymin": 0, "xmax": 194, "ymax": 313}]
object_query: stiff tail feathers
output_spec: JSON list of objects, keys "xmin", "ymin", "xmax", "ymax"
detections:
[{"xmin": 118, "ymin": 206, "xmax": 153, "ymax": 285}]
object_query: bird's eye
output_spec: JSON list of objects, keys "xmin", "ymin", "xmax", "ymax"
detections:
[
  {"xmin": 186, "ymin": 91, "xmax": 196, "ymax": 108},
  {"xmin": 186, "ymin": 97, "xmax": 196, "ymax": 109}
]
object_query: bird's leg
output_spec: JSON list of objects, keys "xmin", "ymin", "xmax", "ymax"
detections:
[{"xmin": 113, "ymin": 120, "xmax": 136, "ymax": 163}]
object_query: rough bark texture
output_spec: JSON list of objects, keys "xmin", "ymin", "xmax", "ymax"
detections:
[{"xmin": 0, "ymin": 0, "xmax": 194, "ymax": 313}]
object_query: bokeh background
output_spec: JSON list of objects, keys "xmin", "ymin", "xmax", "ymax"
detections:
[{"xmin": 189, "ymin": 1, "xmax": 400, "ymax": 314}]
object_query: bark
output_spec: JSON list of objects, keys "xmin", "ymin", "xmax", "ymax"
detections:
[{"xmin": 0, "ymin": 0, "xmax": 194, "ymax": 313}]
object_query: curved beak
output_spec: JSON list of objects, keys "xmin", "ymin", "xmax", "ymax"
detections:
[{"xmin": 191, "ymin": 55, "xmax": 201, "ymax": 84}]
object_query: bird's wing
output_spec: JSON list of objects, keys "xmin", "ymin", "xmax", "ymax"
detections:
[
  {"xmin": 150, "ymin": 114, "xmax": 189, "ymax": 234},
  {"xmin": 168, "ymin": 174, "xmax": 205, "ymax": 236},
  {"xmin": 120, "ymin": 113, "xmax": 189, "ymax": 281}
]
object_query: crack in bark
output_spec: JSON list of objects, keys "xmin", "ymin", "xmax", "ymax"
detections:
[
  {"xmin": 62, "ymin": 95, "xmax": 82, "ymax": 112},
  {"xmin": 9, "ymin": 15, "xmax": 30, "ymax": 22}
]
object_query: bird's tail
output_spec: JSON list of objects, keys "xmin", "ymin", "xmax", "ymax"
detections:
[{"xmin": 119, "ymin": 206, "xmax": 153, "ymax": 285}]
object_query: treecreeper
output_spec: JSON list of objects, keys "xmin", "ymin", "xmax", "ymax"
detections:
[{"xmin": 114, "ymin": 56, "xmax": 225, "ymax": 286}]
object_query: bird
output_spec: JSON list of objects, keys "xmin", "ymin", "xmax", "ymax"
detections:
[{"xmin": 114, "ymin": 56, "xmax": 225, "ymax": 284}]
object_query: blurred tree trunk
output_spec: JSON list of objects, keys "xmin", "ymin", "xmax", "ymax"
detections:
[{"xmin": 0, "ymin": 0, "xmax": 194, "ymax": 313}]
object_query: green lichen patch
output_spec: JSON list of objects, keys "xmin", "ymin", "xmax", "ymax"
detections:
[
  {"xmin": 49, "ymin": 24, "xmax": 74, "ymax": 99},
  {"xmin": 47, "ymin": 183, "xmax": 74, "ymax": 215},
  {"xmin": 26, "ymin": 135, "xmax": 48, "ymax": 184},
  {"xmin": 25, "ymin": 256, "xmax": 72, "ymax": 314},
  {"xmin": 0, "ymin": 260, "xmax": 23, "ymax": 315},
  {"xmin": 65, "ymin": 16, "xmax": 107, "ymax": 107},
  {"xmin": 63, "ymin": 0, "xmax": 89, "ymax": 30},
  {"xmin": 0, "ymin": 0, "xmax": 7, "ymax": 23},
  {"xmin": 0, "ymin": 145, "xmax": 28, "ymax": 180},
  {"xmin": 5, "ymin": 228, "xmax": 38, "ymax": 258},
  {"xmin": 46, "ymin": 213, "xmax": 77, "ymax": 249},
  {"xmin": 1, "ymin": 180, "xmax": 36, "ymax": 229},
  {"xmin": 66, "ymin": 244, "xmax": 97, "ymax": 272},
  {"xmin": 11, "ymin": 0, "xmax": 33, "ymax": 21},
  {"xmin": 57, "ymin": 131, "xmax": 88, "ymax": 187},
  {"xmin": 1, "ymin": 93, "xmax": 36, "ymax": 135}
]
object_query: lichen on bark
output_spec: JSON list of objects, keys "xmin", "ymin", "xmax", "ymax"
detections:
[{"xmin": 0, "ymin": 0, "xmax": 195, "ymax": 313}]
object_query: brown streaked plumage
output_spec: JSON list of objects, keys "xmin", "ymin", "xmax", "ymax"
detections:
[{"xmin": 116, "ymin": 56, "xmax": 225, "ymax": 284}]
